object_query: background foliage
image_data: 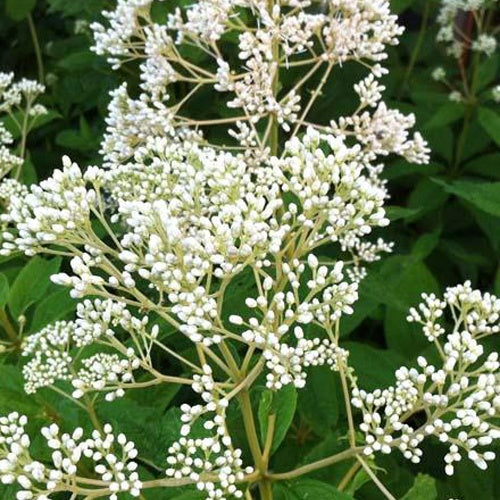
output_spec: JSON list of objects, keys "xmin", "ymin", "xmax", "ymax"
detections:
[{"xmin": 0, "ymin": 0, "xmax": 498, "ymax": 498}]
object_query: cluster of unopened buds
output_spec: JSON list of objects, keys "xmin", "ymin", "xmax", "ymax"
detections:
[
  {"xmin": 0, "ymin": 73, "xmax": 47, "ymax": 209},
  {"xmin": 0, "ymin": 413, "xmax": 141, "ymax": 500},
  {"xmin": 0, "ymin": 0, "xmax": 495, "ymax": 499},
  {"xmin": 436, "ymin": 0, "xmax": 497, "ymax": 59},
  {"xmin": 166, "ymin": 365, "xmax": 253, "ymax": 499},
  {"xmin": 433, "ymin": 0, "xmax": 498, "ymax": 102},
  {"xmin": 89, "ymin": 0, "xmax": 429, "ymax": 166},
  {"xmin": 353, "ymin": 282, "xmax": 499, "ymax": 475}
]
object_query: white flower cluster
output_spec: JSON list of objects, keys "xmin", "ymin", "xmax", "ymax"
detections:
[
  {"xmin": 408, "ymin": 281, "xmax": 500, "ymax": 341},
  {"xmin": 22, "ymin": 321, "xmax": 74, "ymax": 394},
  {"xmin": 45, "ymin": 423, "xmax": 142, "ymax": 499},
  {"xmin": 0, "ymin": 179, "xmax": 29, "ymax": 205},
  {"xmin": 73, "ymin": 298, "xmax": 128, "ymax": 346},
  {"xmin": 229, "ymin": 254, "xmax": 355, "ymax": 389},
  {"xmin": 0, "ymin": 126, "xmax": 23, "ymax": 179},
  {"xmin": 21, "ymin": 299, "xmax": 149, "ymax": 401},
  {"xmin": 353, "ymin": 283, "xmax": 500, "ymax": 476},
  {"xmin": 98, "ymin": 83, "xmax": 198, "ymax": 166},
  {"xmin": 492, "ymin": 84, "xmax": 500, "ymax": 102},
  {"xmin": 2, "ymin": 125, "xmax": 393, "ymax": 348},
  {"xmin": 90, "ymin": 0, "xmax": 428, "ymax": 165},
  {"xmin": 91, "ymin": 0, "xmax": 165, "ymax": 68},
  {"xmin": 437, "ymin": 0, "xmax": 497, "ymax": 58},
  {"xmin": 167, "ymin": 365, "xmax": 252, "ymax": 499},
  {"xmin": 72, "ymin": 352, "xmax": 139, "ymax": 401},
  {"xmin": 0, "ymin": 73, "xmax": 45, "ymax": 112},
  {"xmin": 0, "ymin": 413, "xmax": 141, "ymax": 500},
  {"xmin": 1, "ymin": 156, "xmax": 93, "ymax": 256},
  {"xmin": 432, "ymin": 1, "xmax": 499, "ymax": 104},
  {"xmin": 0, "ymin": 73, "xmax": 46, "ymax": 180},
  {"xmin": 103, "ymin": 137, "xmax": 282, "ymax": 272},
  {"xmin": 262, "ymin": 326, "xmax": 349, "ymax": 390},
  {"xmin": 6, "ymin": 0, "xmax": 497, "ymax": 498},
  {"xmin": 332, "ymin": 75, "xmax": 430, "ymax": 164},
  {"xmin": 274, "ymin": 128, "xmax": 393, "ymax": 260}
]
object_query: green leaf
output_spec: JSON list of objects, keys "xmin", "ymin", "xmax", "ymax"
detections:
[
  {"xmin": 476, "ymin": 55, "xmax": 499, "ymax": 91},
  {"xmin": 451, "ymin": 459, "xmax": 499, "ymax": 500},
  {"xmin": 57, "ymin": 51, "xmax": 100, "ymax": 71},
  {"xmin": 221, "ymin": 266, "xmax": 257, "ymax": 322},
  {"xmin": 360, "ymin": 255, "xmax": 435, "ymax": 314},
  {"xmin": 56, "ymin": 129, "xmax": 97, "ymax": 152},
  {"xmin": 79, "ymin": 115, "xmax": 94, "ymax": 141},
  {"xmin": 460, "ymin": 121, "xmax": 492, "ymax": 162},
  {"xmin": 408, "ymin": 179, "xmax": 448, "ymax": 218},
  {"xmin": 0, "ymin": 485, "xmax": 18, "ymax": 499},
  {"xmin": 297, "ymin": 366, "xmax": 338, "ymax": 436},
  {"xmin": 274, "ymin": 483, "xmax": 296, "ymax": 500},
  {"xmin": 258, "ymin": 385, "xmax": 297, "ymax": 455},
  {"xmin": 341, "ymin": 253, "xmax": 436, "ymax": 331},
  {"xmin": 424, "ymin": 127, "xmax": 454, "ymax": 163},
  {"xmin": 56, "ymin": 117, "xmax": 99, "ymax": 152},
  {"xmin": 384, "ymin": 262, "xmax": 439, "ymax": 358},
  {"xmin": 20, "ymin": 156, "xmax": 38, "ymax": 185},
  {"xmin": 410, "ymin": 90, "xmax": 447, "ymax": 107},
  {"xmin": 167, "ymin": 492, "xmax": 206, "ymax": 500},
  {"xmin": 434, "ymin": 178, "xmax": 500, "ymax": 217},
  {"xmin": 30, "ymin": 110, "xmax": 62, "ymax": 132},
  {"xmin": 339, "ymin": 289, "xmax": 379, "ymax": 337},
  {"xmin": 477, "ymin": 107, "xmax": 500, "ymax": 146},
  {"xmin": 5, "ymin": 0, "xmax": 35, "ymax": 20},
  {"xmin": 275, "ymin": 479, "xmax": 352, "ymax": 499},
  {"xmin": 29, "ymin": 288, "xmax": 77, "ymax": 333},
  {"xmin": 1, "ymin": 110, "xmax": 61, "ymax": 141},
  {"xmin": 386, "ymin": 206, "xmax": 422, "ymax": 221},
  {"xmin": 8, "ymin": 257, "xmax": 62, "ymax": 318},
  {"xmin": 128, "ymin": 378, "xmax": 181, "ymax": 411},
  {"xmin": 0, "ymin": 366, "xmax": 39, "ymax": 416},
  {"xmin": 391, "ymin": 0, "xmax": 415, "ymax": 13},
  {"xmin": 343, "ymin": 342, "xmax": 407, "ymax": 390},
  {"xmin": 383, "ymin": 160, "xmax": 444, "ymax": 181},
  {"xmin": 402, "ymin": 474, "xmax": 437, "ymax": 500},
  {"xmin": 298, "ymin": 431, "xmax": 351, "ymax": 484},
  {"xmin": 0, "ymin": 275, "xmax": 9, "ymax": 308},
  {"xmin": 345, "ymin": 468, "xmax": 370, "ymax": 496},
  {"xmin": 463, "ymin": 153, "xmax": 500, "ymax": 180},
  {"xmin": 98, "ymin": 400, "xmax": 183, "ymax": 468},
  {"xmin": 439, "ymin": 237, "xmax": 491, "ymax": 267},
  {"xmin": 423, "ymin": 102, "xmax": 465, "ymax": 130},
  {"xmin": 411, "ymin": 230, "xmax": 441, "ymax": 260},
  {"xmin": 144, "ymin": 485, "xmax": 206, "ymax": 500},
  {"xmin": 47, "ymin": 0, "xmax": 103, "ymax": 18}
]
